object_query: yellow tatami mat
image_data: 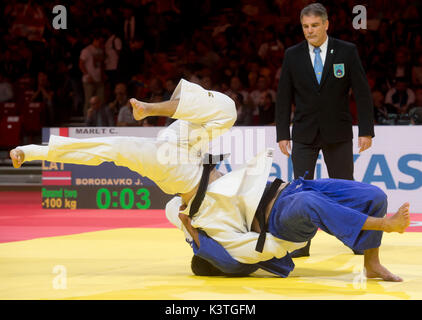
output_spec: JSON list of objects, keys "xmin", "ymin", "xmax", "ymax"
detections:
[{"xmin": 0, "ymin": 229, "xmax": 421, "ymax": 300}]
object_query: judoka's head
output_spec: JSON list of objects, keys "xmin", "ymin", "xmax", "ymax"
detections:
[
  {"xmin": 191, "ymin": 255, "xmax": 250, "ymax": 277},
  {"xmin": 300, "ymin": 3, "xmax": 329, "ymax": 48}
]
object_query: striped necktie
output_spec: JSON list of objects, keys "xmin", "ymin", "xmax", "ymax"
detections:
[{"xmin": 313, "ymin": 47, "xmax": 323, "ymax": 84}]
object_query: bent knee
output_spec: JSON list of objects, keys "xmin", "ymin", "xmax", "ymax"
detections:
[{"xmin": 368, "ymin": 184, "xmax": 387, "ymax": 204}]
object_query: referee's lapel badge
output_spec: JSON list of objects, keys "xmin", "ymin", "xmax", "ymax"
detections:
[{"xmin": 333, "ymin": 63, "xmax": 345, "ymax": 78}]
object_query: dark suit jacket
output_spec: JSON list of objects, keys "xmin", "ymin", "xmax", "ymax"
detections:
[{"xmin": 276, "ymin": 37, "xmax": 374, "ymax": 144}]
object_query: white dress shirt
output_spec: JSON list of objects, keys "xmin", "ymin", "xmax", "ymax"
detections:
[{"xmin": 308, "ymin": 36, "xmax": 329, "ymax": 67}]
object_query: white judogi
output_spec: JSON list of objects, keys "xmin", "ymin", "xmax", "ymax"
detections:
[{"xmin": 20, "ymin": 79, "xmax": 305, "ymax": 265}]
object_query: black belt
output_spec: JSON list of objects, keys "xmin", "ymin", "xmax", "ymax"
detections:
[
  {"xmin": 189, "ymin": 153, "xmax": 229, "ymax": 218},
  {"xmin": 255, "ymin": 178, "xmax": 289, "ymax": 253}
]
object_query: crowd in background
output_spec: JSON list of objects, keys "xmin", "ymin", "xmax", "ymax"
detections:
[{"xmin": 1, "ymin": 0, "xmax": 422, "ymax": 145}]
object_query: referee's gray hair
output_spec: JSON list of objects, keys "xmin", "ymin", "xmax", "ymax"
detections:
[{"xmin": 300, "ymin": 3, "xmax": 328, "ymax": 21}]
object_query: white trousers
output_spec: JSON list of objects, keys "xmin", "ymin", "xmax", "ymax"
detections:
[{"xmin": 20, "ymin": 79, "xmax": 236, "ymax": 195}]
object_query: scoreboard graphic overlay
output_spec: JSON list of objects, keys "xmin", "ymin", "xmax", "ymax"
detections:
[{"xmin": 41, "ymin": 127, "xmax": 173, "ymax": 209}]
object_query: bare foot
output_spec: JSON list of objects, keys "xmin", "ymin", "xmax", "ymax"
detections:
[
  {"xmin": 10, "ymin": 148, "xmax": 25, "ymax": 168},
  {"xmin": 384, "ymin": 202, "xmax": 410, "ymax": 233},
  {"xmin": 129, "ymin": 98, "xmax": 150, "ymax": 120},
  {"xmin": 365, "ymin": 263, "xmax": 403, "ymax": 282}
]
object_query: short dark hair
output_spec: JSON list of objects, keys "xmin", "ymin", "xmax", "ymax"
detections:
[
  {"xmin": 300, "ymin": 3, "xmax": 328, "ymax": 21},
  {"xmin": 191, "ymin": 255, "xmax": 250, "ymax": 277}
]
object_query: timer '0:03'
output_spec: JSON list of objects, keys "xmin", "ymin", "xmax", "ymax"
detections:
[{"xmin": 96, "ymin": 188, "xmax": 151, "ymax": 209}]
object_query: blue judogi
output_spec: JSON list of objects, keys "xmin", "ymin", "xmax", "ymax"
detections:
[
  {"xmin": 268, "ymin": 178, "xmax": 386, "ymax": 251},
  {"xmin": 192, "ymin": 178, "xmax": 387, "ymax": 277}
]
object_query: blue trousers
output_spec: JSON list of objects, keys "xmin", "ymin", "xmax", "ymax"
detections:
[{"xmin": 268, "ymin": 178, "xmax": 387, "ymax": 252}]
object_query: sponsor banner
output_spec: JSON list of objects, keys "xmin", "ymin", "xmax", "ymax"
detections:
[
  {"xmin": 209, "ymin": 126, "xmax": 422, "ymax": 213},
  {"xmin": 42, "ymin": 126, "xmax": 422, "ymax": 212}
]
